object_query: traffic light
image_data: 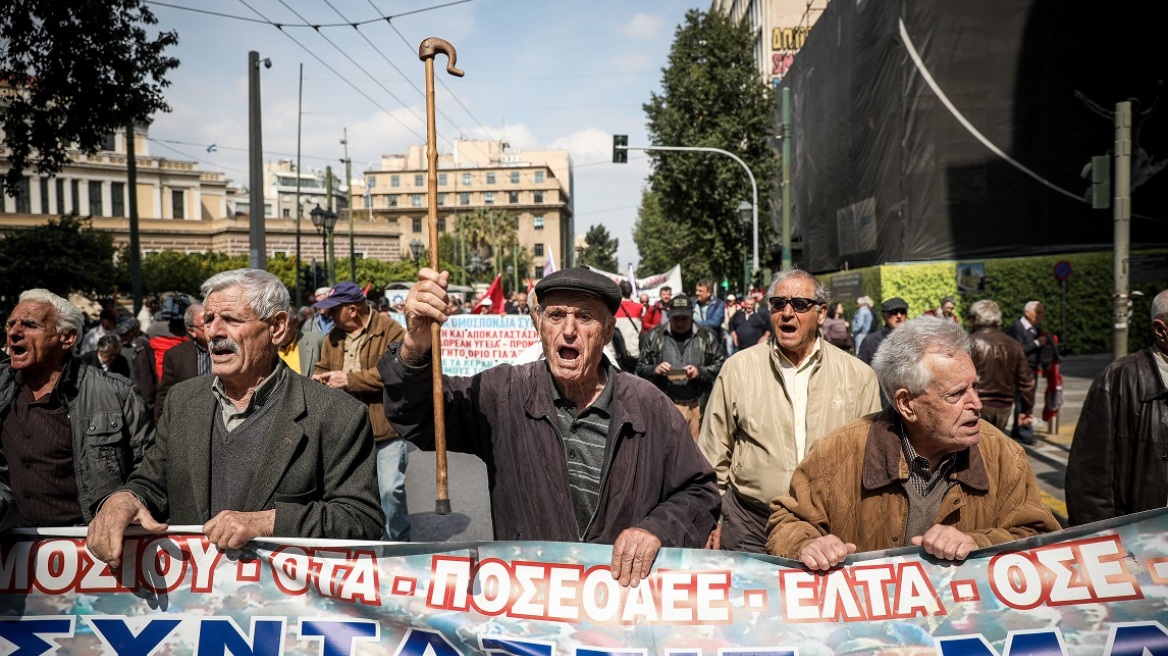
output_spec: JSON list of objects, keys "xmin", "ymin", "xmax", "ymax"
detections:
[
  {"xmin": 612, "ymin": 135, "xmax": 628, "ymax": 163},
  {"xmin": 1080, "ymin": 154, "xmax": 1110, "ymax": 209}
]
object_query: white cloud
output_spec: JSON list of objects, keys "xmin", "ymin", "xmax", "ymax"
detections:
[
  {"xmin": 550, "ymin": 127, "xmax": 614, "ymax": 163},
  {"xmin": 622, "ymin": 13, "xmax": 667, "ymax": 40}
]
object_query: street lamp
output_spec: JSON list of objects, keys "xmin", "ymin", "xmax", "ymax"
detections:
[
  {"xmin": 467, "ymin": 254, "xmax": 486, "ymax": 282},
  {"xmin": 310, "ymin": 203, "xmax": 338, "ymax": 284},
  {"xmin": 738, "ymin": 200, "xmax": 752, "ymax": 293},
  {"xmin": 409, "ymin": 238, "xmax": 425, "ymax": 266}
]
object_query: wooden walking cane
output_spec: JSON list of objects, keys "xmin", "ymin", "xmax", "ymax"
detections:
[{"xmin": 420, "ymin": 37, "xmax": 463, "ymax": 515}]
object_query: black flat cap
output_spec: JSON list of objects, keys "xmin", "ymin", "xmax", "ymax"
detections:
[
  {"xmin": 534, "ymin": 267, "xmax": 622, "ymax": 314},
  {"xmin": 881, "ymin": 296, "xmax": 909, "ymax": 313}
]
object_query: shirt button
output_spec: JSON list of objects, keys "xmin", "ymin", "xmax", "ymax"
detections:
[{"xmin": 568, "ymin": 450, "xmax": 578, "ymax": 460}]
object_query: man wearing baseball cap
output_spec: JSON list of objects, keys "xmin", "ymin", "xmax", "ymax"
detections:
[
  {"xmin": 313, "ymin": 282, "xmax": 409, "ymax": 540},
  {"xmin": 380, "ymin": 267, "xmax": 719, "ymax": 587}
]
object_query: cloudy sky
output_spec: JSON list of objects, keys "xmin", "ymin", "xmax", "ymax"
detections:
[{"xmin": 144, "ymin": 0, "xmax": 706, "ymax": 270}]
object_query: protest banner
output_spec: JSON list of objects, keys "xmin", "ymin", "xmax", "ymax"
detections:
[
  {"xmin": 2, "ymin": 509, "xmax": 1166, "ymax": 656},
  {"xmin": 587, "ymin": 265, "xmax": 683, "ymax": 302},
  {"xmin": 389, "ymin": 313, "xmax": 539, "ymax": 376}
]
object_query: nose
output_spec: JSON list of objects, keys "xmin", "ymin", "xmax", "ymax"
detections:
[{"xmin": 967, "ymin": 387, "xmax": 983, "ymax": 411}]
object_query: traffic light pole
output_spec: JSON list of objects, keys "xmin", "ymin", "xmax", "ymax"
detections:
[
  {"xmin": 617, "ymin": 143, "xmax": 759, "ymax": 277},
  {"xmin": 1113, "ymin": 101, "xmax": 1132, "ymax": 360}
]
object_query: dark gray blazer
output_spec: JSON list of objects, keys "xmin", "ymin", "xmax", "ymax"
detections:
[{"xmin": 122, "ymin": 363, "xmax": 383, "ymax": 540}]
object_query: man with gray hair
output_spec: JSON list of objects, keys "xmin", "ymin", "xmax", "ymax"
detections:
[
  {"xmin": 968, "ymin": 299, "xmax": 1035, "ymax": 432},
  {"xmin": 88, "ymin": 268, "xmax": 383, "ymax": 567},
  {"xmin": 1065, "ymin": 288, "xmax": 1168, "ymax": 526},
  {"xmin": 700, "ymin": 269, "xmax": 880, "ymax": 552},
  {"xmin": 1006, "ymin": 300, "xmax": 1051, "ymax": 444},
  {"xmin": 154, "ymin": 302, "xmax": 207, "ymax": 421},
  {"xmin": 0, "ymin": 289, "xmax": 154, "ymax": 530},
  {"xmin": 767, "ymin": 316, "xmax": 1058, "ymax": 568}
]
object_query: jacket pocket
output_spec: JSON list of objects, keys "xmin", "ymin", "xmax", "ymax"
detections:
[
  {"xmin": 273, "ymin": 489, "xmax": 320, "ymax": 505},
  {"xmin": 82, "ymin": 411, "xmax": 129, "ymax": 479}
]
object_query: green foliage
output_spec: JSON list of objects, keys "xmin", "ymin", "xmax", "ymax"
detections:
[
  {"xmin": 0, "ymin": 0, "xmax": 179, "ymax": 195},
  {"xmin": 139, "ymin": 250, "xmax": 247, "ymax": 297},
  {"xmin": 575, "ymin": 224, "xmax": 620, "ymax": 272},
  {"xmin": 642, "ymin": 9, "xmax": 778, "ymax": 288},
  {"xmin": 0, "ymin": 215, "xmax": 120, "ymax": 304}
]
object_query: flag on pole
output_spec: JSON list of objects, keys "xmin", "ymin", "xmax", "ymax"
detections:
[
  {"xmin": 627, "ymin": 263, "xmax": 638, "ymax": 295},
  {"xmin": 472, "ymin": 273, "xmax": 506, "ymax": 314},
  {"xmin": 543, "ymin": 248, "xmax": 557, "ymax": 276},
  {"xmin": 364, "ymin": 180, "xmax": 372, "ymax": 208}
]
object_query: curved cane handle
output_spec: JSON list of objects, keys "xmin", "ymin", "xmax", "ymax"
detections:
[{"xmin": 419, "ymin": 37, "xmax": 465, "ymax": 77}]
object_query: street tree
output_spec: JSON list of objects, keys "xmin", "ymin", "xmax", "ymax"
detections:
[
  {"xmin": 575, "ymin": 224, "xmax": 620, "ymax": 272},
  {"xmin": 642, "ymin": 9, "xmax": 777, "ymax": 288},
  {"xmin": 0, "ymin": 0, "xmax": 179, "ymax": 196},
  {"xmin": 634, "ymin": 189, "xmax": 692, "ymax": 278},
  {"xmin": 0, "ymin": 215, "xmax": 120, "ymax": 304}
]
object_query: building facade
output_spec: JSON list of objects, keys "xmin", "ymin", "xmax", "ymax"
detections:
[{"xmin": 710, "ymin": 0, "xmax": 827, "ymax": 87}]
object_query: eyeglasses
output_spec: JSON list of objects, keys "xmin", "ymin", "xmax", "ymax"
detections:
[
  {"xmin": 886, "ymin": 309, "xmax": 907, "ymax": 317},
  {"xmin": 768, "ymin": 296, "xmax": 820, "ymax": 313}
]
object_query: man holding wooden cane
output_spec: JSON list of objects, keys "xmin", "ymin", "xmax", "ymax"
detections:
[{"xmin": 379, "ymin": 267, "xmax": 720, "ymax": 587}]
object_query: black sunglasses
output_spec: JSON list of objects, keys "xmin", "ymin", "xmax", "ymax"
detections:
[{"xmin": 768, "ymin": 296, "xmax": 820, "ymax": 313}]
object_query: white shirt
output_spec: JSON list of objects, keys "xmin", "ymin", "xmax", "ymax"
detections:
[{"xmin": 775, "ymin": 337, "xmax": 823, "ymax": 461}]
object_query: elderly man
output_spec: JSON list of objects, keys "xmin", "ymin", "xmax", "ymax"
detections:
[
  {"xmin": 857, "ymin": 297, "xmax": 909, "ymax": 365},
  {"xmin": 767, "ymin": 316, "xmax": 1059, "ymax": 568},
  {"xmin": 81, "ymin": 334, "xmax": 132, "ymax": 378},
  {"xmin": 380, "ymin": 267, "xmax": 719, "ymax": 587},
  {"xmin": 699, "ymin": 270, "xmax": 881, "ymax": 552},
  {"xmin": 968, "ymin": 300, "xmax": 1035, "ymax": 432},
  {"xmin": 313, "ymin": 281, "xmax": 409, "ymax": 541},
  {"xmin": 88, "ymin": 269, "xmax": 383, "ymax": 566},
  {"xmin": 1, "ymin": 289, "xmax": 154, "ymax": 530},
  {"xmin": 728, "ymin": 295, "xmax": 770, "ymax": 350},
  {"xmin": 637, "ymin": 294, "xmax": 725, "ymax": 440},
  {"xmin": 925, "ymin": 296, "xmax": 960, "ymax": 324},
  {"xmin": 692, "ymin": 279, "xmax": 726, "ymax": 341},
  {"xmin": 1006, "ymin": 301, "xmax": 1050, "ymax": 444},
  {"xmin": 1065, "ymin": 289, "xmax": 1168, "ymax": 526},
  {"xmin": 154, "ymin": 303, "xmax": 208, "ymax": 421}
]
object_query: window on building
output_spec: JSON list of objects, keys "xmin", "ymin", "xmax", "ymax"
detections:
[
  {"xmin": 15, "ymin": 177, "xmax": 31, "ymax": 213},
  {"xmin": 414, "ymin": 174, "xmax": 424, "ymax": 186},
  {"xmin": 367, "ymin": 176, "xmax": 376, "ymax": 188},
  {"xmin": 484, "ymin": 192, "xmax": 495, "ymax": 205},
  {"xmin": 282, "ymin": 208, "xmax": 290, "ymax": 218},
  {"xmin": 101, "ymin": 132, "xmax": 117, "ymax": 152},
  {"xmin": 89, "ymin": 181, "xmax": 103, "ymax": 216},
  {"xmin": 460, "ymin": 192, "xmax": 470, "ymax": 205},
  {"xmin": 461, "ymin": 173, "xmax": 472, "ymax": 186},
  {"xmin": 171, "ymin": 189, "xmax": 184, "ymax": 219},
  {"xmin": 438, "ymin": 217, "xmax": 446, "ymax": 232},
  {"xmin": 534, "ymin": 191, "xmax": 544, "ymax": 204},
  {"xmin": 412, "ymin": 218, "xmax": 422, "ymax": 232},
  {"xmin": 391, "ymin": 175, "xmax": 400, "ymax": 188},
  {"xmin": 508, "ymin": 191, "xmax": 519, "ymax": 204},
  {"xmin": 533, "ymin": 215, "xmax": 544, "ymax": 229},
  {"xmin": 111, "ymin": 182, "xmax": 125, "ymax": 217},
  {"xmin": 354, "ymin": 252, "xmax": 365, "ymax": 260},
  {"xmin": 510, "ymin": 171, "xmax": 520, "ymax": 184},
  {"xmin": 39, "ymin": 178, "xmax": 50, "ymax": 214},
  {"xmin": 534, "ymin": 243, "xmax": 544, "ymax": 257},
  {"xmin": 70, "ymin": 180, "xmax": 80, "ymax": 214},
  {"xmin": 535, "ymin": 171, "xmax": 545, "ymax": 183},
  {"xmin": 438, "ymin": 173, "xmax": 447, "ymax": 186},
  {"xmin": 437, "ymin": 193, "xmax": 446, "ymax": 206},
  {"xmin": 388, "ymin": 195, "xmax": 398, "ymax": 207},
  {"xmin": 486, "ymin": 172, "xmax": 496, "ymax": 184},
  {"xmin": 535, "ymin": 266, "xmax": 545, "ymax": 278},
  {"xmin": 56, "ymin": 179, "xmax": 65, "ymax": 215},
  {"xmin": 273, "ymin": 250, "xmax": 288, "ymax": 257},
  {"xmin": 411, "ymin": 194, "xmax": 422, "ymax": 207}
]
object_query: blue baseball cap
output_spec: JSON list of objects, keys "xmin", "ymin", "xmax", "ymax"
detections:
[{"xmin": 313, "ymin": 282, "xmax": 366, "ymax": 310}]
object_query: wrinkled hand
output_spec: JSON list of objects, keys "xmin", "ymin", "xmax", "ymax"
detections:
[
  {"xmin": 1018, "ymin": 413, "xmax": 1034, "ymax": 427},
  {"xmin": 705, "ymin": 523, "xmax": 722, "ymax": 550},
  {"xmin": 401, "ymin": 268, "xmax": 450, "ymax": 363},
  {"xmin": 611, "ymin": 527, "xmax": 662, "ymax": 587},
  {"xmin": 203, "ymin": 509, "xmax": 276, "ymax": 550},
  {"xmin": 684, "ymin": 364, "xmax": 699, "ymax": 380},
  {"xmin": 312, "ymin": 370, "xmax": 348, "ymax": 389},
  {"xmin": 911, "ymin": 525, "xmax": 977, "ymax": 561},
  {"xmin": 654, "ymin": 362, "xmax": 672, "ymax": 376},
  {"xmin": 798, "ymin": 534, "xmax": 857, "ymax": 571},
  {"xmin": 87, "ymin": 491, "xmax": 169, "ymax": 567}
]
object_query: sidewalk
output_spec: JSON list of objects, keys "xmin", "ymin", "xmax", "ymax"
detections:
[{"xmin": 1033, "ymin": 353, "xmax": 1111, "ymax": 444}]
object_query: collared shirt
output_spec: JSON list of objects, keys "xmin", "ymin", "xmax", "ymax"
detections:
[
  {"xmin": 775, "ymin": 337, "xmax": 822, "ymax": 461},
  {"xmin": 1019, "ymin": 316, "xmax": 1036, "ymax": 334},
  {"xmin": 210, "ymin": 362, "xmax": 289, "ymax": 431},
  {"xmin": 195, "ymin": 341, "xmax": 212, "ymax": 376},
  {"xmin": 342, "ymin": 310, "xmax": 374, "ymax": 374},
  {"xmin": 548, "ymin": 362, "xmax": 615, "ymax": 538},
  {"xmin": 278, "ymin": 341, "xmax": 301, "ymax": 375},
  {"xmin": 899, "ymin": 424, "xmax": 957, "ymax": 496}
]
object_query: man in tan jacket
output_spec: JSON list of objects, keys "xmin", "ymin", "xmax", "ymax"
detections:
[
  {"xmin": 767, "ymin": 316, "xmax": 1059, "ymax": 568},
  {"xmin": 313, "ymin": 282, "xmax": 408, "ymax": 540},
  {"xmin": 699, "ymin": 270, "xmax": 881, "ymax": 553}
]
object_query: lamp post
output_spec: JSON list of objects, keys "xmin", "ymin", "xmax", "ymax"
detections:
[
  {"xmin": 467, "ymin": 254, "xmax": 485, "ymax": 283},
  {"xmin": 310, "ymin": 203, "xmax": 338, "ymax": 285},
  {"xmin": 738, "ymin": 200, "xmax": 752, "ymax": 294},
  {"xmin": 409, "ymin": 239, "xmax": 425, "ymax": 267}
]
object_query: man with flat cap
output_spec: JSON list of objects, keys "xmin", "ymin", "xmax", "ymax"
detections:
[
  {"xmin": 858, "ymin": 297, "xmax": 909, "ymax": 366},
  {"xmin": 380, "ymin": 267, "xmax": 720, "ymax": 587}
]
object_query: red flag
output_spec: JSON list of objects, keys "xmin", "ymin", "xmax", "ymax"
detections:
[
  {"xmin": 362, "ymin": 282, "xmax": 373, "ymax": 297},
  {"xmin": 472, "ymin": 273, "xmax": 505, "ymax": 314}
]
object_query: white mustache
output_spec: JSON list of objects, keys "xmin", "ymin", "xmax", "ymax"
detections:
[{"xmin": 209, "ymin": 337, "xmax": 239, "ymax": 354}]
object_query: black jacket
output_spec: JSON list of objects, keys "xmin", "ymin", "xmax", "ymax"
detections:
[
  {"xmin": 1065, "ymin": 347, "xmax": 1168, "ymax": 526},
  {"xmin": 379, "ymin": 345, "xmax": 720, "ymax": 546},
  {"xmin": 635, "ymin": 324, "xmax": 725, "ymax": 409}
]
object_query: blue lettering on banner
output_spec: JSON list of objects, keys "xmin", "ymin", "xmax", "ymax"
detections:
[
  {"xmin": 0, "ymin": 618, "xmax": 74, "ymax": 656},
  {"xmin": 298, "ymin": 619, "xmax": 380, "ymax": 656},
  {"xmin": 394, "ymin": 628, "xmax": 463, "ymax": 656},
  {"xmin": 938, "ymin": 632, "xmax": 1065, "ymax": 656},
  {"xmin": 1108, "ymin": 622, "xmax": 1168, "ymax": 656},
  {"xmin": 480, "ymin": 637, "xmax": 554, "ymax": 656},
  {"xmin": 197, "ymin": 619, "xmax": 286, "ymax": 656},
  {"xmin": 89, "ymin": 618, "xmax": 182, "ymax": 656}
]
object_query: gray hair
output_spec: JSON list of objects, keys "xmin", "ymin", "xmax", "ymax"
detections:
[
  {"xmin": 1023, "ymin": 300, "xmax": 1043, "ymax": 314},
  {"xmin": 183, "ymin": 302, "xmax": 203, "ymax": 328},
  {"xmin": 768, "ymin": 269, "xmax": 829, "ymax": 305},
  {"xmin": 871, "ymin": 316, "xmax": 972, "ymax": 401},
  {"xmin": 97, "ymin": 333, "xmax": 122, "ymax": 353},
  {"xmin": 968, "ymin": 299, "xmax": 1002, "ymax": 328},
  {"xmin": 201, "ymin": 268, "xmax": 290, "ymax": 321},
  {"xmin": 1152, "ymin": 289, "xmax": 1168, "ymax": 322},
  {"xmin": 18, "ymin": 289, "xmax": 84, "ymax": 339}
]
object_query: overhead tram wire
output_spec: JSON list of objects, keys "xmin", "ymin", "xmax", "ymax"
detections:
[
  {"xmin": 144, "ymin": 0, "xmax": 473, "ymax": 30},
  {"xmin": 153, "ymin": 138, "xmax": 337, "ymax": 163},
  {"xmin": 145, "ymin": 137, "xmax": 248, "ymax": 175}
]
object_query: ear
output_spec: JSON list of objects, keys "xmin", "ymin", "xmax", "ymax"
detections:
[
  {"xmin": 270, "ymin": 310, "xmax": 290, "ymax": 346},
  {"xmin": 893, "ymin": 388, "xmax": 915, "ymax": 421},
  {"xmin": 815, "ymin": 304, "xmax": 828, "ymax": 327},
  {"xmin": 1154, "ymin": 318, "xmax": 1168, "ymax": 346},
  {"xmin": 59, "ymin": 329, "xmax": 79, "ymax": 352}
]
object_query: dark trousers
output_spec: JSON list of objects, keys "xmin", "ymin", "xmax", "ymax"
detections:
[
  {"xmin": 981, "ymin": 405, "xmax": 1012, "ymax": 433},
  {"xmin": 1011, "ymin": 387, "xmax": 1035, "ymax": 444},
  {"xmin": 719, "ymin": 490, "xmax": 771, "ymax": 554}
]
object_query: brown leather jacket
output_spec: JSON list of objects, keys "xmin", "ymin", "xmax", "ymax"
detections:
[
  {"xmin": 314, "ymin": 310, "xmax": 405, "ymax": 441},
  {"xmin": 767, "ymin": 408, "xmax": 1060, "ymax": 558},
  {"xmin": 970, "ymin": 326, "xmax": 1035, "ymax": 410}
]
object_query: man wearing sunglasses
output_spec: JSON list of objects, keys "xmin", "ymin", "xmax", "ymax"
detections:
[
  {"xmin": 699, "ymin": 270, "xmax": 881, "ymax": 553},
  {"xmin": 858, "ymin": 297, "xmax": 910, "ymax": 366}
]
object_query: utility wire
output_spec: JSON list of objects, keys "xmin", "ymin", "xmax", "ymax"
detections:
[
  {"xmin": 152, "ymin": 138, "xmax": 337, "ymax": 163},
  {"xmin": 144, "ymin": 0, "xmax": 473, "ymax": 29},
  {"xmin": 145, "ymin": 137, "xmax": 248, "ymax": 175}
]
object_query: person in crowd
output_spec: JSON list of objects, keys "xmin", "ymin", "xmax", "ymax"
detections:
[
  {"xmin": 692, "ymin": 279, "xmax": 726, "ymax": 342},
  {"xmin": 313, "ymin": 282, "xmax": 410, "ymax": 541},
  {"xmin": 117, "ymin": 319, "xmax": 158, "ymax": 413},
  {"xmin": 381, "ymin": 267, "xmax": 719, "ymax": 587},
  {"xmin": 1065, "ymin": 289, "xmax": 1168, "ymax": 526},
  {"xmin": 821, "ymin": 301, "xmax": 853, "ymax": 351},
  {"xmin": 728, "ymin": 296, "xmax": 771, "ymax": 351},
  {"xmin": 146, "ymin": 292, "xmax": 191, "ymax": 378},
  {"xmin": 514, "ymin": 291, "xmax": 530, "ymax": 316},
  {"xmin": 137, "ymin": 295, "xmax": 159, "ymax": 334},
  {"xmin": 722, "ymin": 294, "xmax": 739, "ymax": 355},
  {"xmin": 504, "ymin": 291, "xmax": 519, "ymax": 315},
  {"xmin": 967, "ymin": 300, "xmax": 1035, "ymax": 433},
  {"xmin": 276, "ymin": 306, "xmax": 306, "ymax": 375},
  {"xmin": 80, "ymin": 307, "xmax": 119, "ymax": 354},
  {"xmin": 87, "ymin": 268, "xmax": 383, "ymax": 567},
  {"xmin": 637, "ymin": 294, "xmax": 725, "ymax": 440},
  {"xmin": 767, "ymin": 316, "xmax": 1060, "ymax": 568},
  {"xmin": 1006, "ymin": 301, "xmax": 1050, "ymax": 444},
  {"xmin": 641, "ymin": 291, "xmax": 662, "ymax": 333},
  {"xmin": 858, "ymin": 297, "xmax": 909, "ymax": 365},
  {"xmin": 154, "ymin": 303, "xmax": 207, "ymax": 421},
  {"xmin": 81, "ymin": 334, "xmax": 132, "ymax": 378},
  {"xmin": 700, "ymin": 270, "xmax": 880, "ymax": 552},
  {"xmin": 296, "ymin": 306, "xmax": 326, "ymax": 373},
  {"xmin": 303, "ymin": 286, "xmax": 335, "ymax": 334},
  {"xmin": 611, "ymin": 280, "xmax": 644, "ymax": 371},
  {"xmin": 925, "ymin": 296, "xmax": 960, "ymax": 325},
  {"xmin": 852, "ymin": 296, "xmax": 874, "ymax": 350},
  {"xmin": 0, "ymin": 289, "xmax": 154, "ymax": 530}
]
